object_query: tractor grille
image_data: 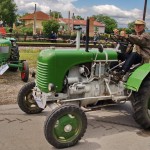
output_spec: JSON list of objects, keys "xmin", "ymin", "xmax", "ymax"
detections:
[
  {"xmin": 0, "ymin": 46, "xmax": 9, "ymax": 53},
  {"xmin": 37, "ymin": 61, "xmax": 48, "ymax": 91},
  {"xmin": 0, "ymin": 47, "xmax": 9, "ymax": 63}
]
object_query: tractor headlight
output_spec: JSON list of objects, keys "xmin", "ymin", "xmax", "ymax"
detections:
[{"xmin": 48, "ymin": 83, "xmax": 55, "ymax": 92}]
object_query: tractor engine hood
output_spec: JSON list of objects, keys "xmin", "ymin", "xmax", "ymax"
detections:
[
  {"xmin": 0, "ymin": 39, "xmax": 11, "ymax": 64},
  {"xmin": 0, "ymin": 38, "xmax": 11, "ymax": 46},
  {"xmin": 37, "ymin": 48, "xmax": 118, "ymax": 93}
]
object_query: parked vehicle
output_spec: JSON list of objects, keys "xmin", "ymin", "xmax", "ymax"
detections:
[
  {"xmin": 18, "ymin": 25, "xmax": 150, "ymax": 149},
  {"xmin": 0, "ymin": 27, "xmax": 29, "ymax": 82}
]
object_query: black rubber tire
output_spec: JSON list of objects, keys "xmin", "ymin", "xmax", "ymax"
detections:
[
  {"xmin": 44, "ymin": 104, "xmax": 87, "ymax": 149},
  {"xmin": 9, "ymin": 46, "xmax": 19, "ymax": 72},
  {"xmin": 132, "ymin": 75, "xmax": 150, "ymax": 129},
  {"xmin": 21, "ymin": 61, "xmax": 29, "ymax": 82},
  {"xmin": 17, "ymin": 82, "xmax": 43, "ymax": 114}
]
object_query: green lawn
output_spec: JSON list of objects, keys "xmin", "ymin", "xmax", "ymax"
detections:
[{"xmin": 20, "ymin": 49, "xmax": 41, "ymax": 69}]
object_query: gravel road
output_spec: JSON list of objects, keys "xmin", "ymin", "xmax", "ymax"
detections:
[{"xmin": 0, "ymin": 71, "xmax": 33, "ymax": 105}]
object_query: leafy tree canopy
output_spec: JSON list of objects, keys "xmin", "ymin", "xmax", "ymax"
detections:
[
  {"xmin": 118, "ymin": 27, "xmax": 133, "ymax": 34},
  {"xmin": 49, "ymin": 11, "xmax": 63, "ymax": 19},
  {"xmin": 128, "ymin": 21, "xmax": 135, "ymax": 30},
  {"xmin": 42, "ymin": 19, "xmax": 60, "ymax": 37},
  {"xmin": 0, "ymin": 0, "xmax": 17, "ymax": 27},
  {"xmin": 92, "ymin": 14, "xmax": 118, "ymax": 33},
  {"xmin": 74, "ymin": 15, "xmax": 84, "ymax": 20}
]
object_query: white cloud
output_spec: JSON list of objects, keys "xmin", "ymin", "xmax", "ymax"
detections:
[
  {"xmin": 58, "ymin": 0, "xmax": 77, "ymax": 3},
  {"xmin": 92, "ymin": 5, "xmax": 150, "ymax": 28},
  {"xmin": 15, "ymin": 0, "xmax": 87, "ymax": 17},
  {"xmin": 92, "ymin": 5, "xmax": 142, "ymax": 18},
  {"xmin": 14, "ymin": 1, "xmax": 150, "ymax": 28}
]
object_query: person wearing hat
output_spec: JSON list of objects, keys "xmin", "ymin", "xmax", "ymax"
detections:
[{"xmin": 114, "ymin": 19, "xmax": 150, "ymax": 77}]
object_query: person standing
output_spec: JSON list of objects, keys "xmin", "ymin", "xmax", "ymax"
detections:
[{"xmin": 93, "ymin": 32, "xmax": 99, "ymax": 46}]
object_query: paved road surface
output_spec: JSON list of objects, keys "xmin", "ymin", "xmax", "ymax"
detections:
[{"xmin": 0, "ymin": 103, "xmax": 150, "ymax": 150}]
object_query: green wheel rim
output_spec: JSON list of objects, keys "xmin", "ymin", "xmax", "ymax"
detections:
[{"xmin": 53, "ymin": 113, "xmax": 82, "ymax": 143}]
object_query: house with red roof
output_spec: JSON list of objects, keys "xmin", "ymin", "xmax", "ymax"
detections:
[
  {"xmin": 58, "ymin": 18, "xmax": 105, "ymax": 35},
  {"xmin": 20, "ymin": 11, "xmax": 50, "ymax": 33},
  {"xmin": 20, "ymin": 11, "xmax": 105, "ymax": 35}
]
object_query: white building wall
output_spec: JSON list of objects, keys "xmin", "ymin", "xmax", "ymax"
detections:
[
  {"xmin": 98, "ymin": 27, "xmax": 105, "ymax": 33},
  {"xmin": 79, "ymin": 25, "xmax": 105, "ymax": 33}
]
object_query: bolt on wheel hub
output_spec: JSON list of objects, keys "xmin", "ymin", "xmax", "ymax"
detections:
[{"xmin": 64, "ymin": 124, "xmax": 72, "ymax": 132}]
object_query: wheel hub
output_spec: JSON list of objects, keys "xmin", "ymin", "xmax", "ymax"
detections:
[
  {"xmin": 26, "ymin": 94, "xmax": 35, "ymax": 104},
  {"xmin": 44, "ymin": 105, "xmax": 87, "ymax": 149},
  {"xmin": 64, "ymin": 124, "xmax": 72, "ymax": 132},
  {"xmin": 54, "ymin": 114, "xmax": 80, "ymax": 141}
]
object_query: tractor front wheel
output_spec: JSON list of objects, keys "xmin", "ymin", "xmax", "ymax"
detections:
[
  {"xmin": 132, "ymin": 76, "xmax": 150, "ymax": 129},
  {"xmin": 17, "ymin": 82, "xmax": 43, "ymax": 114},
  {"xmin": 21, "ymin": 61, "xmax": 29, "ymax": 82},
  {"xmin": 44, "ymin": 104, "xmax": 87, "ymax": 149}
]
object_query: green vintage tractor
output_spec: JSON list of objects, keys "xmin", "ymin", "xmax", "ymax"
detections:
[
  {"xmin": 0, "ymin": 34, "xmax": 29, "ymax": 82},
  {"xmin": 18, "ymin": 23, "xmax": 150, "ymax": 148}
]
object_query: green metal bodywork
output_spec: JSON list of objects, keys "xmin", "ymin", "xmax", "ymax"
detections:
[
  {"xmin": 37, "ymin": 49, "xmax": 118, "ymax": 93},
  {"xmin": 0, "ymin": 38, "xmax": 11, "ymax": 64},
  {"xmin": 8, "ymin": 62, "xmax": 24, "ymax": 71},
  {"xmin": 53, "ymin": 114, "xmax": 82, "ymax": 142},
  {"xmin": 125, "ymin": 63, "xmax": 150, "ymax": 91},
  {"xmin": 0, "ymin": 37, "xmax": 25, "ymax": 73}
]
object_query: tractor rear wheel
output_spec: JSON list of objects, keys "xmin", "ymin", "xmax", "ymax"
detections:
[
  {"xmin": 44, "ymin": 104, "xmax": 87, "ymax": 149},
  {"xmin": 9, "ymin": 46, "xmax": 19, "ymax": 72},
  {"xmin": 132, "ymin": 75, "xmax": 150, "ymax": 129},
  {"xmin": 17, "ymin": 82, "xmax": 43, "ymax": 114}
]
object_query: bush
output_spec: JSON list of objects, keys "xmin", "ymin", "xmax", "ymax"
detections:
[
  {"xmin": 20, "ymin": 27, "xmax": 33, "ymax": 35},
  {"xmin": 58, "ymin": 34, "xmax": 76, "ymax": 41},
  {"xmin": 42, "ymin": 20, "xmax": 60, "ymax": 38},
  {"xmin": 12, "ymin": 26, "xmax": 33, "ymax": 36}
]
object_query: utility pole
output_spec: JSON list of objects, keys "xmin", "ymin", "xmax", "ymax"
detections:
[
  {"xmin": 72, "ymin": 13, "xmax": 74, "ymax": 31},
  {"xmin": 143, "ymin": 0, "xmax": 147, "ymax": 21},
  {"xmin": 49, "ymin": 10, "xmax": 52, "ymax": 18},
  {"xmin": 68, "ymin": 11, "xmax": 70, "ymax": 32},
  {"xmin": 33, "ymin": 4, "xmax": 37, "ymax": 35},
  {"xmin": 85, "ymin": 17, "xmax": 89, "ymax": 52}
]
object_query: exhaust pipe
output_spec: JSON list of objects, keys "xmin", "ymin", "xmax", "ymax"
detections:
[{"xmin": 85, "ymin": 17, "xmax": 89, "ymax": 52}]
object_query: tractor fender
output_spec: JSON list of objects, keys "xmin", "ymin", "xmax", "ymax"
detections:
[{"xmin": 125, "ymin": 63, "xmax": 150, "ymax": 91}]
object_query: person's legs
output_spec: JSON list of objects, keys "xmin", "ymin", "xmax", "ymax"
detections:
[
  {"xmin": 118, "ymin": 52, "xmax": 126, "ymax": 61},
  {"xmin": 122, "ymin": 52, "xmax": 142, "ymax": 73}
]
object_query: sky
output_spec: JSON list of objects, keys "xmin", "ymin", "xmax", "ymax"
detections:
[{"xmin": 14, "ymin": 0, "xmax": 150, "ymax": 28}]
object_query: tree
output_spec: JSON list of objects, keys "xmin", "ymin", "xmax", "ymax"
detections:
[
  {"xmin": 74, "ymin": 15, "xmax": 84, "ymax": 20},
  {"xmin": 42, "ymin": 19, "xmax": 60, "ymax": 37},
  {"xmin": 49, "ymin": 11, "xmax": 63, "ymax": 19},
  {"xmin": 92, "ymin": 14, "xmax": 118, "ymax": 33},
  {"xmin": 0, "ymin": 0, "xmax": 17, "ymax": 27},
  {"xmin": 128, "ymin": 21, "xmax": 135, "ymax": 30},
  {"xmin": 14, "ymin": 14, "xmax": 23, "ymax": 26},
  {"xmin": 128, "ymin": 21, "xmax": 137, "ymax": 33},
  {"xmin": 118, "ymin": 27, "xmax": 132, "ymax": 34}
]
